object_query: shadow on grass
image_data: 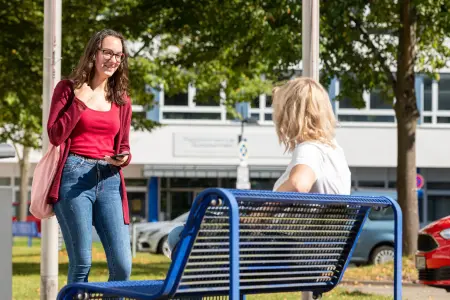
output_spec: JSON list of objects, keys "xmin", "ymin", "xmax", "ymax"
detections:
[
  {"xmin": 13, "ymin": 261, "xmax": 170, "ymax": 278},
  {"xmin": 339, "ymin": 290, "xmax": 377, "ymax": 297},
  {"xmin": 12, "ymin": 252, "xmax": 42, "ymax": 258}
]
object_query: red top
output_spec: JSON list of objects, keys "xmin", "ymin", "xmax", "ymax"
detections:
[
  {"xmin": 47, "ymin": 80, "xmax": 132, "ymax": 224},
  {"xmin": 70, "ymin": 104, "xmax": 120, "ymax": 159}
]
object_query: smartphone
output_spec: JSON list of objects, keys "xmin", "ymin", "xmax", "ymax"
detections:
[{"xmin": 111, "ymin": 152, "xmax": 129, "ymax": 160}]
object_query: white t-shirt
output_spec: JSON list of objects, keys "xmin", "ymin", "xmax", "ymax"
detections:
[{"xmin": 273, "ymin": 141, "xmax": 351, "ymax": 195}]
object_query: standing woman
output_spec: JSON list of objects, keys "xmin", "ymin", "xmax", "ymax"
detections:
[{"xmin": 47, "ymin": 29, "xmax": 133, "ymax": 283}]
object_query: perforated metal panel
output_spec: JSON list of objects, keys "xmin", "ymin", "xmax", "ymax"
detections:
[
  {"xmin": 175, "ymin": 199, "xmax": 368, "ymax": 297},
  {"xmin": 58, "ymin": 188, "xmax": 400, "ymax": 300}
]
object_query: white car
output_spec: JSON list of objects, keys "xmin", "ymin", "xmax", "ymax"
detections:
[{"xmin": 133, "ymin": 212, "xmax": 189, "ymax": 257}]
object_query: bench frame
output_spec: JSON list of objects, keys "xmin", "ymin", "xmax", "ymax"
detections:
[{"xmin": 57, "ymin": 188, "xmax": 403, "ymax": 300}]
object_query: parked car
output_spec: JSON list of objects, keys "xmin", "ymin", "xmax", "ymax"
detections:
[
  {"xmin": 415, "ymin": 215, "xmax": 450, "ymax": 292},
  {"xmin": 350, "ymin": 189, "xmax": 397, "ymax": 265},
  {"xmin": 134, "ymin": 212, "xmax": 189, "ymax": 257},
  {"xmin": 137, "ymin": 189, "xmax": 399, "ymax": 264}
]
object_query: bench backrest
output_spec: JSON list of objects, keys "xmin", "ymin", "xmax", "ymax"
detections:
[
  {"xmin": 12, "ymin": 221, "xmax": 39, "ymax": 237},
  {"xmin": 162, "ymin": 188, "xmax": 394, "ymax": 298}
]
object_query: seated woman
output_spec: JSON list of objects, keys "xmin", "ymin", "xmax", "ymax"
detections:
[{"xmin": 166, "ymin": 76, "xmax": 351, "ymax": 259}]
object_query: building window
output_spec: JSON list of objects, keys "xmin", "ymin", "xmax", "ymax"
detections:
[
  {"xmin": 251, "ymin": 96, "xmax": 259, "ymax": 109},
  {"xmin": 265, "ymin": 95, "xmax": 272, "ymax": 107},
  {"xmin": 358, "ymin": 181, "xmax": 386, "ymax": 188},
  {"xmin": 437, "ymin": 116, "xmax": 450, "ymax": 123},
  {"xmin": 338, "ymin": 96, "xmax": 361, "ymax": 109},
  {"xmin": 194, "ymin": 88, "xmax": 221, "ymax": 107},
  {"xmin": 221, "ymin": 178, "xmax": 237, "ymax": 188},
  {"xmin": 165, "ymin": 92, "xmax": 188, "ymax": 106},
  {"xmin": 250, "ymin": 178, "xmax": 278, "ymax": 190},
  {"xmin": 428, "ymin": 195, "xmax": 450, "ymax": 221},
  {"xmin": 338, "ymin": 115, "xmax": 395, "ymax": 123},
  {"xmin": 335, "ymin": 81, "xmax": 395, "ymax": 123},
  {"xmin": 162, "ymin": 112, "xmax": 221, "ymax": 120},
  {"xmin": 127, "ymin": 192, "xmax": 147, "ymax": 220},
  {"xmin": 0, "ymin": 177, "xmax": 11, "ymax": 186},
  {"xmin": 427, "ymin": 181, "xmax": 450, "ymax": 190},
  {"xmin": 369, "ymin": 89, "xmax": 392, "ymax": 109},
  {"xmin": 424, "ymin": 77, "xmax": 432, "ymax": 111},
  {"xmin": 438, "ymin": 74, "xmax": 450, "ymax": 110},
  {"xmin": 159, "ymin": 85, "xmax": 227, "ymax": 122},
  {"xmin": 164, "ymin": 178, "xmax": 219, "ymax": 189},
  {"xmin": 14, "ymin": 178, "xmax": 33, "ymax": 186},
  {"xmin": 421, "ymin": 73, "xmax": 450, "ymax": 125},
  {"xmin": 125, "ymin": 178, "xmax": 148, "ymax": 187},
  {"xmin": 249, "ymin": 94, "xmax": 273, "ymax": 122}
]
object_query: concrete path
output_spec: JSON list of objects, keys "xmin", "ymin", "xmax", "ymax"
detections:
[{"xmin": 341, "ymin": 283, "xmax": 449, "ymax": 300}]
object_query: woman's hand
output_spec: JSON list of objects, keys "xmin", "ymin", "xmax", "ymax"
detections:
[
  {"xmin": 104, "ymin": 155, "xmax": 129, "ymax": 166},
  {"xmin": 74, "ymin": 83, "xmax": 94, "ymax": 104}
]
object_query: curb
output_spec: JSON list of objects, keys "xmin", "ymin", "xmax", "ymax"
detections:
[{"xmin": 341, "ymin": 280, "xmax": 420, "ymax": 287}]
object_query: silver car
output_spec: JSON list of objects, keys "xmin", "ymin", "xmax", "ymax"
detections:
[
  {"xmin": 350, "ymin": 189, "xmax": 397, "ymax": 265},
  {"xmin": 134, "ymin": 212, "xmax": 189, "ymax": 257}
]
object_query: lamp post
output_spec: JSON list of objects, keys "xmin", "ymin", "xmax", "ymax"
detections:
[
  {"xmin": 41, "ymin": 0, "xmax": 62, "ymax": 298},
  {"xmin": 301, "ymin": 1, "xmax": 320, "ymax": 299},
  {"xmin": 0, "ymin": 143, "xmax": 15, "ymax": 299},
  {"xmin": 236, "ymin": 117, "xmax": 258, "ymax": 190}
]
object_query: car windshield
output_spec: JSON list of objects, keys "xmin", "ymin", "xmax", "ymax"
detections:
[{"xmin": 369, "ymin": 207, "xmax": 395, "ymax": 221}]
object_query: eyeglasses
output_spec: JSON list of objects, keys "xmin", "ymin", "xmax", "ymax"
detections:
[{"xmin": 99, "ymin": 48, "xmax": 125, "ymax": 62}]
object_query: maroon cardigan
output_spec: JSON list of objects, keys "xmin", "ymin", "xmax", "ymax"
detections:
[{"xmin": 47, "ymin": 80, "xmax": 132, "ymax": 224}]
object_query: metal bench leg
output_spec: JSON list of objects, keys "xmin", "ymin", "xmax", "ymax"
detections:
[
  {"xmin": 28, "ymin": 236, "xmax": 32, "ymax": 247},
  {"xmin": 390, "ymin": 199, "xmax": 403, "ymax": 300}
]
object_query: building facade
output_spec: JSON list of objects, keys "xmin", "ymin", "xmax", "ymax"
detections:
[{"xmin": 2, "ymin": 74, "xmax": 450, "ymax": 226}]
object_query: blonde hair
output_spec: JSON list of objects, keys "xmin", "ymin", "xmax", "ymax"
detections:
[{"xmin": 272, "ymin": 77, "xmax": 336, "ymax": 152}]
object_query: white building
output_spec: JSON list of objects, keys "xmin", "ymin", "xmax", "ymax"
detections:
[{"xmin": 2, "ymin": 75, "xmax": 450, "ymax": 225}]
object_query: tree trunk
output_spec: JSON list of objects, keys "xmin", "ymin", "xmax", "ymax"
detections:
[
  {"xmin": 395, "ymin": 0, "xmax": 419, "ymax": 256},
  {"xmin": 18, "ymin": 146, "xmax": 31, "ymax": 221}
]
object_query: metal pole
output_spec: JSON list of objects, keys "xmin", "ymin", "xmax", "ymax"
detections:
[
  {"xmin": 302, "ymin": 0, "xmax": 320, "ymax": 82},
  {"xmin": 302, "ymin": 1, "xmax": 320, "ymax": 299},
  {"xmin": 41, "ymin": 0, "xmax": 61, "ymax": 299},
  {"xmin": 132, "ymin": 223, "xmax": 137, "ymax": 258}
]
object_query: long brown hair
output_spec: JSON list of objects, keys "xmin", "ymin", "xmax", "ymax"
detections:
[{"xmin": 69, "ymin": 29, "xmax": 129, "ymax": 105}]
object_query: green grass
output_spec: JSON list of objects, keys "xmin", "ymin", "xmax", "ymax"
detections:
[{"xmin": 13, "ymin": 237, "xmax": 391, "ymax": 300}]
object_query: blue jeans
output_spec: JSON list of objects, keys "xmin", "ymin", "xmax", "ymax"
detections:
[{"xmin": 55, "ymin": 154, "xmax": 132, "ymax": 284}]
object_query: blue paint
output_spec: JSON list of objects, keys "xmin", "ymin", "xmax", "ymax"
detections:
[
  {"xmin": 328, "ymin": 77, "xmax": 337, "ymax": 114},
  {"xmin": 146, "ymin": 86, "xmax": 160, "ymax": 122},
  {"xmin": 148, "ymin": 177, "xmax": 159, "ymax": 222},
  {"xmin": 415, "ymin": 76, "xmax": 423, "ymax": 125},
  {"xmin": 235, "ymin": 102, "xmax": 250, "ymax": 119}
]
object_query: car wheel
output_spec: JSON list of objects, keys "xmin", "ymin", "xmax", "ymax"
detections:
[
  {"xmin": 370, "ymin": 245, "xmax": 394, "ymax": 265},
  {"xmin": 158, "ymin": 236, "xmax": 171, "ymax": 258}
]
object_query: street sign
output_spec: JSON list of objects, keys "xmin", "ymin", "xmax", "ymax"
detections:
[
  {"xmin": 238, "ymin": 139, "xmax": 249, "ymax": 161},
  {"xmin": 416, "ymin": 174, "xmax": 425, "ymax": 190}
]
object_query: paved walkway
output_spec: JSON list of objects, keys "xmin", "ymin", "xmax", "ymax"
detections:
[{"xmin": 341, "ymin": 283, "xmax": 449, "ymax": 300}]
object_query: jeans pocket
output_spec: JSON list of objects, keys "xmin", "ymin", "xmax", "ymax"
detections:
[
  {"xmin": 108, "ymin": 164, "xmax": 121, "ymax": 179},
  {"xmin": 63, "ymin": 156, "xmax": 85, "ymax": 174}
]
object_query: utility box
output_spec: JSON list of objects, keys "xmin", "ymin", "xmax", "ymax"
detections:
[{"xmin": 0, "ymin": 143, "xmax": 15, "ymax": 300}]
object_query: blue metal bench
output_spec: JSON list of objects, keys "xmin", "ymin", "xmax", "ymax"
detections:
[
  {"xmin": 12, "ymin": 221, "xmax": 41, "ymax": 247},
  {"xmin": 57, "ymin": 188, "xmax": 402, "ymax": 300}
]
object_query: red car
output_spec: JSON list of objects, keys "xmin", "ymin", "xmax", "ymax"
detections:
[{"xmin": 416, "ymin": 215, "xmax": 450, "ymax": 292}]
